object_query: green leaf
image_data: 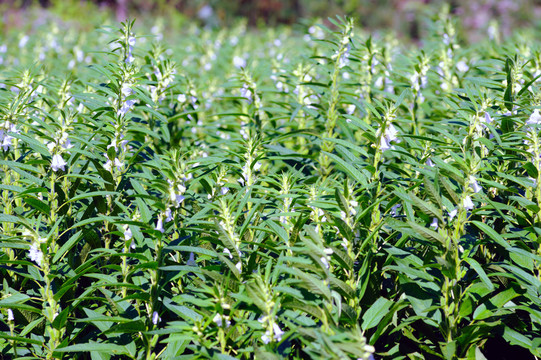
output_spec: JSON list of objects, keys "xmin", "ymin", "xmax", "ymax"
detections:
[
  {"xmin": 0, "ymin": 333, "xmax": 43, "ymax": 345},
  {"xmin": 473, "ymin": 286, "xmax": 520, "ymax": 320},
  {"xmin": 52, "ymin": 230, "xmax": 83, "ymax": 263},
  {"xmin": 22, "ymin": 197, "xmax": 51, "ymax": 215},
  {"xmin": 472, "ymin": 221, "xmax": 510, "ymax": 249},
  {"xmin": 322, "ymin": 151, "xmax": 367, "ymax": 185},
  {"xmin": 440, "ymin": 340, "xmax": 456, "ymax": 360},
  {"xmin": 66, "ymin": 191, "xmax": 119, "ymax": 204},
  {"xmin": 502, "ymin": 326, "xmax": 533, "ymax": 349},
  {"xmin": 475, "ymin": 347, "xmax": 488, "ymax": 360},
  {"xmin": 0, "ymin": 213, "xmax": 20, "ymax": 223},
  {"xmin": 55, "ymin": 343, "xmax": 130, "ymax": 354},
  {"xmin": 361, "ymin": 297, "xmax": 393, "ymax": 330},
  {"xmin": 463, "ymin": 257, "xmax": 494, "ymax": 291},
  {"xmin": 407, "ymin": 220, "xmax": 446, "ymax": 245}
]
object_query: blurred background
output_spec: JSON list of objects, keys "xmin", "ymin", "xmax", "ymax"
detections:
[{"xmin": 1, "ymin": 0, "xmax": 541, "ymax": 40}]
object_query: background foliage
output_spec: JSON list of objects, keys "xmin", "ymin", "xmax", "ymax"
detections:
[
  {"xmin": 1, "ymin": 4, "xmax": 541, "ymax": 360},
  {"xmin": 2, "ymin": 0, "xmax": 541, "ymax": 40}
]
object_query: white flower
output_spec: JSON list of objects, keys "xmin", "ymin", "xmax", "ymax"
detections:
[
  {"xmin": 426, "ymin": 158, "xmax": 435, "ymax": 167},
  {"xmin": 221, "ymin": 187, "xmax": 229, "ymax": 195},
  {"xmin": 463, "ymin": 196, "xmax": 474, "ymax": 210},
  {"xmin": 62, "ymin": 138, "xmax": 74, "ymax": 151},
  {"xmin": 174, "ymin": 194, "xmax": 185, "ymax": 208},
  {"xmin": 187, "ymin": 252, "xmax": 197, "ymax": 266},
  {"xmin": 155, "ymin": 217, "xmax": 164, "ymax": 233},
  {"xmin": 482, "ymin": 112, "xmax": 493, "ymax": 127},
  {"xmin": 272, "ymin": 323, "xmax": 284, "ymax": 341},
  {"xmin": 233, "ymin": 56, "xmax": 246, "ymax": 69},
  {"xmin": 165, "ymin": 208, "xmax": 173, "ymax": 222},
  {"xmin": 380, "ymin": 136, "xmax": 391, "ymax": 151},
  {"xmin": 261, "ymin": 332, "xmax": 271, "ymax": 344},
  {"xmin": 117, "ymin": 99, "xmax": 136, "ymax": 117},
  {"xmin": 527, "ymin": 109, "xmax": 541, "ymax": 128},
  {"xmin": 213, "ymin": 313, "xmax": 224, "ymax": 326},
  {"xmin": 198, "ymin": 5, "xmax": 213, "ymax": 20},
  {"xmin": 390, "ymin": 204, "xmax": 401, "ymax": 217},
  {"xmin": 0, "ymin": 130, "xmax": 14, "ymax": 151},
  {"xmin": 240, "ymin": 84, "xmax": 252, "ymax": 102},
  {"xmin": 114, "ymin": 158, "xmax": 124, "ymax": 171},
  {"xmin": 349, "ymin": 200, "xmax": 358, "ymax": 216},
  {"xmin": 379, "ymin": 123, "xmax": 399, "ymax": 151},
  {"xmin": 18, "ymin": 35, "xmax": 29, "ymax": 48},
  {"xmin": 456, "ymin": 61, "xmax": 469, "ymax": 73},
  {"xmin": 488, "ymin": 24, "xmax": 498, "ymax": 40},
  {"xmin": 123, "ymin": 224, "xmax": 133, "ymax": 241},
  {"xmin": 51, "ymin": 154, "xmax": 67, "ymax": 172},
  {"xmin": 128, "ymin": 36, "xmax": 136, "ymax": 47},
  {"xmin": 47, "ymin": 141, "xmax": 56, "ymax": 153},
  {"xmin": 103, "ymin": 154, "xmax": 124, "ymax": 172},
  {"xmin": 443, "ymin": 33, "xmax": 450, "ymax": 45},
  {"xmin": 76, "ymin": 49, "xmax": 84, "ymax": 62},
  {"xmin": 28, "ymin": 243, "xmax": 43, "ymax": 266},
  {"xmin": 410, "ymin": 72, "xmax": 427, "ymax": 91},
  {"xmin": 449, "ymin": 208, "xmax": 458, "ymax": 220},
  {"xmin": 469, "ymin": 176, "xmax": 482, "ymax": 193},
  {"xmin": 121, "ymin": 83, "xmax": 132, "ymax": 97},
  {"xmin": 125, "ymin": 53, "xmax": 135, "ymax": 64},
  {"xmin": 386, "ymin": 123, "xmax": 398, "ymax": 140},
  {"xmin": 430, "ymin": 218, "xmax": 438, "ymax": 230},
  {"xmin": 151, "ymin": 311, "xmax": 160, "ymax": 325},
  {"xmin": 103, "ymin": 158, "xmax": 112, "ymax": 172},
  {"xmin": 7, "ymin": 309, "xmax": 14, "ymax": 321},
  {"xmin": 235, "ymin": 261, "xmax": 242, "ymax": 272},
  {"xmin": 177, "ymin": 94, "xmax": 186, "ymax": 103},
  {"xmin": 261, "ymin": 323, "xmax": 284, "ymax": 344},
  {"xmin": 320, "ymin": 256, "xmax": 330, "ymax": 269}
]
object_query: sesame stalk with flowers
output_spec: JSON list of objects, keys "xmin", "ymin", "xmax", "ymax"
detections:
[{"xmin": 1, "ymin": 7, "xmax": 541, "ymax": 360}]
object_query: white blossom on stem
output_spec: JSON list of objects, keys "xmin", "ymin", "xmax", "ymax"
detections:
[
  {"xmin": 449, "ymin": 208, "xmax": 458, "ymax": 220},
  {"xmin": 527, "ymin": 109, "xmax": 541, "ymax": 129},
  {"xmin": 51, "ymin": 154, "xmax": 67, "ymax": 172},
  {"xmin": 28, "ymin": 243, "xmax": 43, "ymax": 267},
  {"xmin": 187, "ymin": 252, "xmax": 197, "ymax": 266},
  {"xmin": 213, "ymin": 313, "xmax": 231, "ymax": 328},
  {"xmin": 430, "ymin": 218, "xmax": 438, "ymax": 230},
  {"xmin": 151, "ymin": 311, "xmax": 160, "ymax": 325},
  {"xmin": 469, "ymin": 176, "xmax": 482, "ymax": 193},
  {"xmin": 155, "ymin": 217, "xmax": 164, "ymax": 233},
  {"xmin": 463, "ymin": 196, "xmax": 474, "ymax": 210},
  {"xmin": 379, "ymin": 123, "xmax": 399, "ymax": 151}
]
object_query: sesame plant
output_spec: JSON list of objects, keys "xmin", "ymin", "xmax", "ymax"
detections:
[{"xmin": 1, "ymin": 7, "xmax": 541, "ymax": 360}]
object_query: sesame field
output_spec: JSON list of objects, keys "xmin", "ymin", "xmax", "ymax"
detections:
[{"xmin": 1, "ymin": 7, "xmax": 541, "ymax": 360}]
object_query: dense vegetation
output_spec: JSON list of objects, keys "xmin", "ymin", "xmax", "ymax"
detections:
[{"xmin": 1, "ymin": 7, "xmax": 541, "ymax": 359}]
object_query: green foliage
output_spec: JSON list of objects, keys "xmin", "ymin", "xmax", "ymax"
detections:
[{"xmin": 1, "ymin": 9, "xmax": 541, "ymax": 360}]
